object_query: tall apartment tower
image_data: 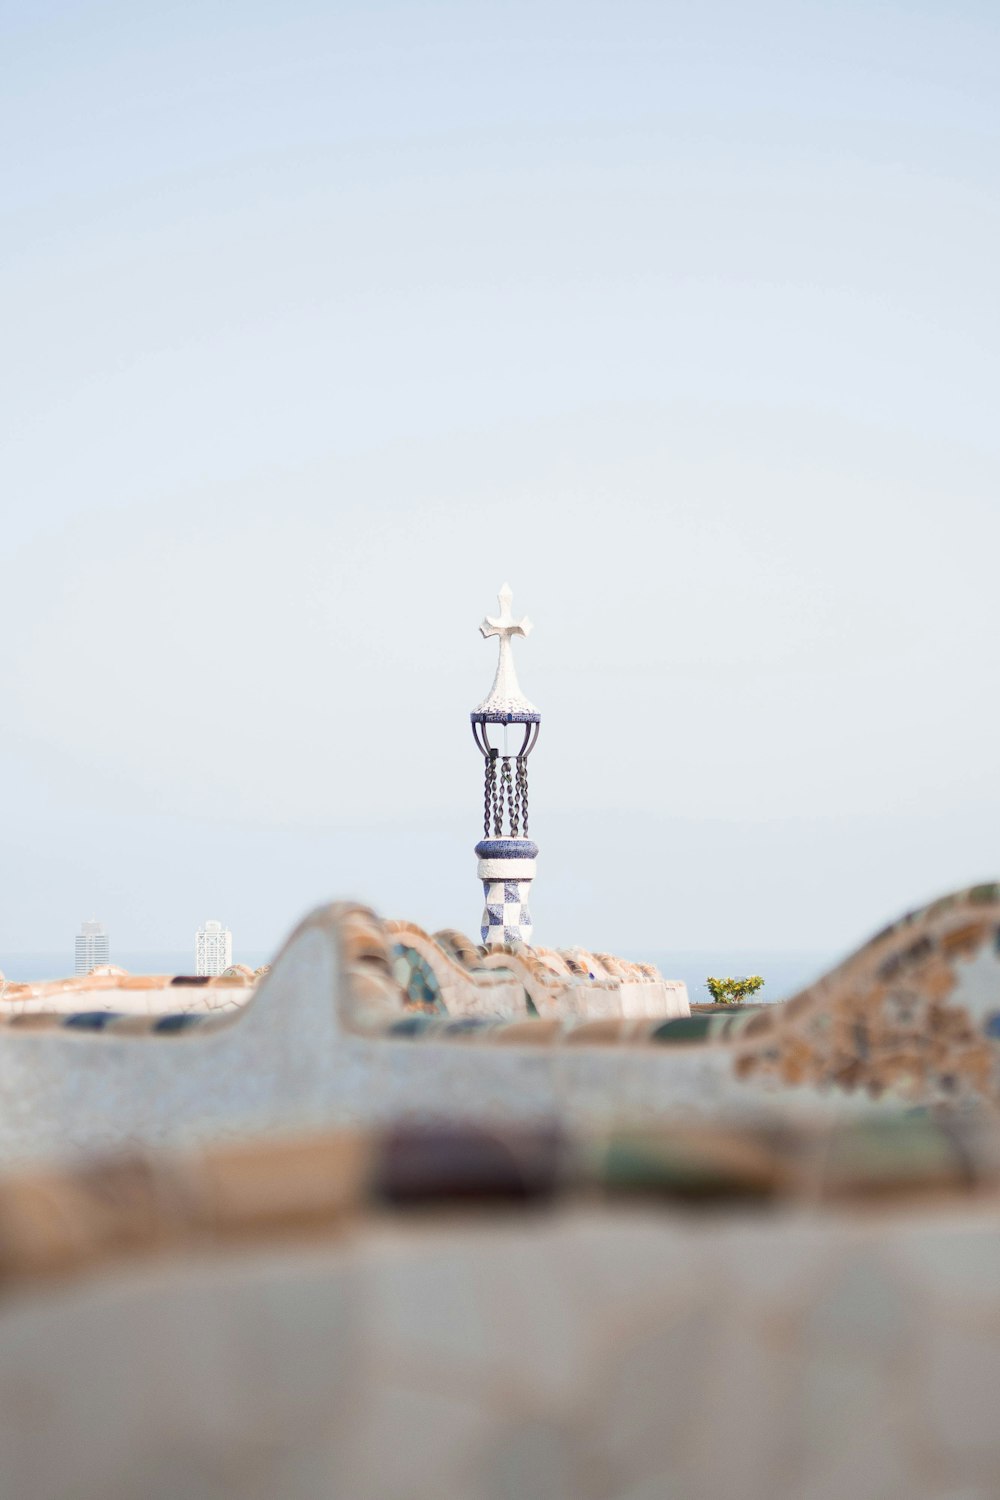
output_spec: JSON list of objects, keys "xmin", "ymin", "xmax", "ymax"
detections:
[
  {"xmin": 75, "ymin": 920, "xmax": 110, "ymax": 976},
  {"xmin": 195, "ymin": 919, "xmax": 233, "ymax": 977}
]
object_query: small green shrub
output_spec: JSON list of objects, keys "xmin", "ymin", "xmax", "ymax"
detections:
[{"xmin": 705, "ymin": 975, "xmax": 765, "ymax": 1005}]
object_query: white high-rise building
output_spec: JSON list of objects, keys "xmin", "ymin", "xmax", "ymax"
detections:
[
  {"xmin": 195, "ymin": 919, "xmax": 233, "ymax": 977},
  {"xmin": 75, "ymin": 920, "xmax": 110, "ymax": 976}
]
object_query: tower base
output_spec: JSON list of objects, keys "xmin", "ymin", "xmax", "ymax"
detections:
[{"xmin": 474, "ymin": 838, "xmax": 538, "ymax": 947}]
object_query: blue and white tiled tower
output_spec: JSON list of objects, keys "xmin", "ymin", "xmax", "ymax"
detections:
[{"xmin": 471, "ymin": 585, "xmax": 541, "ymax": 947}]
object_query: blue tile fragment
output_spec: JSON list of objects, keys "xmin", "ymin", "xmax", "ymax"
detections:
[
  {"xmin": 389, "ymin": 1015, "xmax": 433, "ymax": 1037},
  {"xmin": 63, "ymin": 1011, "xmax": 121, "ymax": 1031},
  {"xmin": 153, "ymin": 1013, "xmax": 201, "ymax": 1034}
]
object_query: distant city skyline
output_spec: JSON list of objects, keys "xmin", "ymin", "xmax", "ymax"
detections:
[{"xmin": 63, "ymin": 917, "xmax": 242, "ymax": 981}]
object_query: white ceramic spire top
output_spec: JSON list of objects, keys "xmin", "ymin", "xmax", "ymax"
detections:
[{"xmin": 473, "ymin": 583, "xmax": 539, "ymax": 720}]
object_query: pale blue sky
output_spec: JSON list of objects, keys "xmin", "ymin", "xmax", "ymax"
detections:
[{"xmin": 2, "ymin": 1, "xmax": 999, "ymax": 963}]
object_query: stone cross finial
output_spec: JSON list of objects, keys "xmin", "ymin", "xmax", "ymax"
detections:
[
  {"xmin": 474, "ymin": 584, "xmax": 538, "ymax": 720},
  {"xmin": 480, "ymin": 582, "xmax": 532, "ymax": 647}
]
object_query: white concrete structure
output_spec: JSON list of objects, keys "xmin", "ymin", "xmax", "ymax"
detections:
[
  {"xmin": 195, "ymin": 919, "xmax": 232, "ymax": 977},
  {"xmin": 74, "ymin": 920, "xmax": 109, "ymax": 977}
]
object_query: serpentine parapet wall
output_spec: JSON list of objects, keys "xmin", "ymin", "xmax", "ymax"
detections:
[{"xmin": 1, "ymin": 885, "xmax": 1000, "ymax": 1166}]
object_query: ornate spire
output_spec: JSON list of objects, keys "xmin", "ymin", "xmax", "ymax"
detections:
[{"xmin": 473, "ymin": 583, "xmax": 538, "ymax": 720}]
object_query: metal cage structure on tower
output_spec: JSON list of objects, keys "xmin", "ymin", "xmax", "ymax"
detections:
[{"xmin": 470, "ymin": 715, "xmax": 541, "ymax": 842}]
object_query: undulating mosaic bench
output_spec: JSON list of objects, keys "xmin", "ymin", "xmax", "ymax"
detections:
[{"xmin": 1, "ymin": 884, "xmax": 1000, "ymax": 1167}]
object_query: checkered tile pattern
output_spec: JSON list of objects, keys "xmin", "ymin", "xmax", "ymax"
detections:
[{"xmin": 481, "ymin": 878, "xmax": 533, "ymax": 946}]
